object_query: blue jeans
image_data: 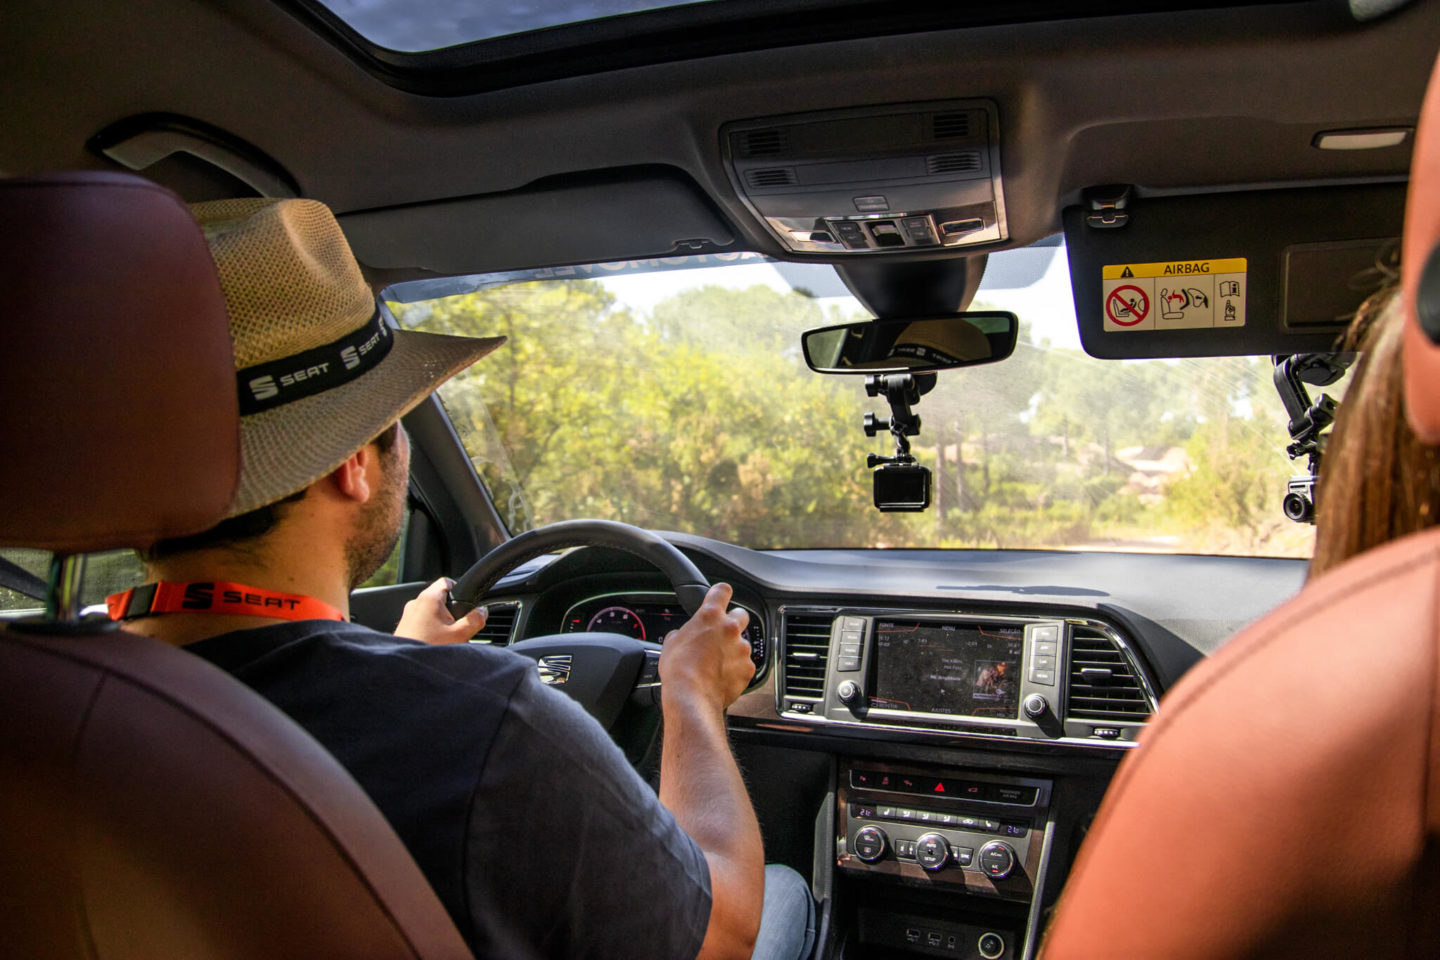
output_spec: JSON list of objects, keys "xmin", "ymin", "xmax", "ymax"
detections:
[{"xmin": 751, "ymin": 863, "xmax": 816, "ymax": 960}]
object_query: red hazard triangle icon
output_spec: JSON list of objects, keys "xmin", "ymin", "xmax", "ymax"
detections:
[{"xmin": 934, "ymin": 782, "xmax": 945, "ymax": 793}]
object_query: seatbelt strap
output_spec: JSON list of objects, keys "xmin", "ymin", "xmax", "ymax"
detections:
[
  {"xmin": 0, "ymin": 555, "xmax": 48, "ymax": 601},
  {"xmin": 106, "ymin": 581, "xmax": 345, "ymax": 622}
]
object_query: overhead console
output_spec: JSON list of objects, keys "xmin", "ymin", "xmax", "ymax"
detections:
[
  {"xmin": 778, "ymin": 609, "xmax": 1157, "ymax": 747},
  {"xmin": 722, "ymin": 100, "xmax": 1008, "ymax": 255}
]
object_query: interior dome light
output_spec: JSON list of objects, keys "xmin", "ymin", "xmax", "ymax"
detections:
[{"xmin": 1313, "ymin": 128, "xmax": 1411, "ymax": 150}]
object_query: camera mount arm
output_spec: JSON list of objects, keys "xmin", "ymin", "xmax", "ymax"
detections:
[
  {"xmin": 1271, "ymin": 352, "xmax": 1352, "ymax": 523},
  {"xmin": 863, "ymin": 373, "xmax": 933, "ymax": 465},
  {"xmin": 860, "ymin": 373, "xmax": 935, "ymax": 511}
]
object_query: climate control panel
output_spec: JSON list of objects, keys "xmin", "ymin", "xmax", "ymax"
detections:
[{"xmin": 837, "ymin": 760, "xmax": 1050, "ymax": 902}]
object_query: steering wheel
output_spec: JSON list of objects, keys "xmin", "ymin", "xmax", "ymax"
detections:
[{"xmin": 446, "ymin": 519, "xmax": 711, "ymax": 729}]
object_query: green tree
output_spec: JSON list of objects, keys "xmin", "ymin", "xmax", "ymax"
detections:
[
  {"xmin": 397, "ymin": 281, "xmax": 893, "ymax": 548},
  {"xmin": 393, "ymin": 279, "xmax": 1319, "ymax": 557}
]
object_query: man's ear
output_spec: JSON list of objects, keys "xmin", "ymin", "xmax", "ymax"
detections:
[{"xmin": 330, "ymin": 446, "xmax": 374, "ymax": 504}]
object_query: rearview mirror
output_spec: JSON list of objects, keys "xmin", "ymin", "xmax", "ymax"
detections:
[{"xmin": 801, "ymin": 312, "xmax": 1018, "ymax": 374}]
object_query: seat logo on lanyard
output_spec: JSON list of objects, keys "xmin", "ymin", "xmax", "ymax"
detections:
[{"xmin": 106, "ymin": 581, "xmax": 345, "ymax": 622}]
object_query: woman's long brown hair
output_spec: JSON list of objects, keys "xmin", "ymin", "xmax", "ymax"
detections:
[{"xmin": 1310, "ymin": 286, "xmax": 1440, "ymax": 578}]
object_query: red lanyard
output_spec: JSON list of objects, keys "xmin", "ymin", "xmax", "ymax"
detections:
[{"xmin": 106, "ymin": 580, "xmax": 346, "ymax": 622}]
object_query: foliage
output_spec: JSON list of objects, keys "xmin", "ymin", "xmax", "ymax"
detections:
[{"xmin": 395, "ymin": 280, "xmax": 1324, "ymax": 557}]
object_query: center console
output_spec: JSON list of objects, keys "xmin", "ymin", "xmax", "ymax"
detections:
[
  {"xmin": 778, "ymin": 609, "xmax": 1157, "ymax": 747},
  {"xmin": 766, "ymin": 608, "xmax": 1157, "ymax": 957},
  {"xmin": 776, "ymin": 611, "xmax": 1132, "ymax": 959},
  {"xmin": 835, "ymin": 759, "xmax": 1053, "ymax": 959}
]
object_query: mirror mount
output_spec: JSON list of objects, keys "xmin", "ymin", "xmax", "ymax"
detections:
[
  {"xmin": 862, "ymin": 373, "xmax": 934, "ymax": 512},
  {"xmin": 862, "ymin": 373, "xmax": 933, "ymax": 457},
  {"xmin": 1271, "ymin": 352, "xmax": 1353, "ymax": 524},
  {"xmin": 800, "ymin": 312, "xmax": 1014, "ymax": 513}
]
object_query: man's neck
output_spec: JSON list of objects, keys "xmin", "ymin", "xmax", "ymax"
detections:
[{"xmin": 127, "ymin": 549, "xmax": 352, "ymax": 648}]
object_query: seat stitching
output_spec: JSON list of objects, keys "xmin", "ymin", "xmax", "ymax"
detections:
[
  {"xmin": 70, "ymin": 671, "xmax": 107, "ymax": 960},
  {"xmin": 1405, "ymin": 561, "xmax": 1440, "ymax": 954}
]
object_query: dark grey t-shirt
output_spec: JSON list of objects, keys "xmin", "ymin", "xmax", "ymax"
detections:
[{"xmin": 187, "ymin": 621, "xmax": 711, "ymax": 960}]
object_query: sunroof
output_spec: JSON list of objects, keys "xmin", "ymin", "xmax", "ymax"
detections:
[{"xmin": 315, "ymin": 0, "xmax": 722, "ymax": 52}]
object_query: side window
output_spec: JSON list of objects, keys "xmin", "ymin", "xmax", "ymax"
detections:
[
  {"xmin": 0, "ymin": 548, "xmax": 49, "ymax": 611},
  {"xmin": 7, "ymin": 513, "xmax": 412, "ymax": 607},
  {"xmin": 82, "ymin": 551, "xmax": 147, "ymax": 606},
  {"xmin": 0, "ymin": 547, "xmax": 145, "ymax": 613}
]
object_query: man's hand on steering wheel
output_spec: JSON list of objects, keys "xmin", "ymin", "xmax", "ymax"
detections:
[
  {"xmin": 657, "ymin": 583, "xmax": 753, "ymax": 715},
  {"xmin": 396, "ymin": 578, "xmax": 489, "ymax": 645},
  {"xmin": 439, "ymin": 520, "xmax": 751, "ymax": 729}
]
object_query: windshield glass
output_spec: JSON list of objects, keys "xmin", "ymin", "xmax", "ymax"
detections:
[{"xmin": 391, "ymin": 240, "xmax": 1335, "ymax": 557}]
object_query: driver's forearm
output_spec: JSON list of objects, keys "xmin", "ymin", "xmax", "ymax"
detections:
[{"xmin": 659, "ymin": 697, "xmax": 764, "ymax": 960}]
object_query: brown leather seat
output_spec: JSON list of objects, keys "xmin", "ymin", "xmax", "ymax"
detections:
[
  {"xmin": 1040, "ymin": 54, "xmax": 1440, "ymax": 960},
  {"xmin": 0, "ymin": 173, "xmax": 472, "ymax": 960}
]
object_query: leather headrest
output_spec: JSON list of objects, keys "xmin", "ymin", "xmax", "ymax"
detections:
[
  {"xmin": 0, "ymin": 172, "xmax": 239, "ymax": 553},
  {"xmin": 1403, "ymin": 51, "xmax": 1440, "ymax": 443}
]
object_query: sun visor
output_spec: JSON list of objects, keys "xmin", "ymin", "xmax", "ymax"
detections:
[
  {"xmin": 1064, "ymin": 184, "xmax": 1403, "ymax": 359},
  {"xmin": 340, "ymin": 168, "xmax": 736, "ymax": 275}
]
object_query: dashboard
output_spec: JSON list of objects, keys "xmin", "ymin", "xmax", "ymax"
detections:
[
  {"xmin": 452, "ymin": 534, "xmax": 1307, "ymax": 960},
  {"xmin": 480, "ymin": 533, "xmax": 1306, "ymax": 752},
  {"xmin": 546, "ymin": 591, "xmax": 1154, "ymax": 747},
  {"xmin": 772, "ymin": 609, "xmax": 1155, "ymax": 748}
]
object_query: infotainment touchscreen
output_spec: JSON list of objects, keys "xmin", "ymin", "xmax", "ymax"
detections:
[{"xmin": 871, "ymin": 620, "xmax": 1024, "ymax": 719}]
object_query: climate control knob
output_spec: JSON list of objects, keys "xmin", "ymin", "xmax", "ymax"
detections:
[
  {"xmin": 915, "ymin": 832, "xmax": 951, "ymax": 872},
  {"xmin": 853, "ymin": 825, "xmax": 888, "ymax": 863},
  {"xmin": 978, "ymin": 840, "xmax": 1018, "ymax": 880}
]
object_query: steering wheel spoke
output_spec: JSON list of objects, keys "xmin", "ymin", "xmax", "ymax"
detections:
[{"xmin": 449, "ymin": 520, "xmax": 709, "ymax": 729}]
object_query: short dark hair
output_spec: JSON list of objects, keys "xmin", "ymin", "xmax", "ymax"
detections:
[{"xmin": 144, "ymin": 421, "xmax": 402, "ymax": 561}]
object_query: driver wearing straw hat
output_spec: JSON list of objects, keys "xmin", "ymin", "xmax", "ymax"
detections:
[{"xmin": 106, "ymin": 199, "xmax": 814, "ymax": 960}]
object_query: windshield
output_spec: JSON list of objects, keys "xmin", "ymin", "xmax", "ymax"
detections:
[{"xmin": 391, "ymin": 240, "xmax": 1333, "ymax": 557}]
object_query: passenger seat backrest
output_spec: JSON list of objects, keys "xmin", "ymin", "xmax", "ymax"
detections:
[{"xmin": 0, "ymin": 173, "xmax": 473, "ymax": 960}]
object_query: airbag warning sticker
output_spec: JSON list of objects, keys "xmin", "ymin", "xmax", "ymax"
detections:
[{"xmin": 1102, "ymin": 259, "xmax": 1246, "ymax": 332}]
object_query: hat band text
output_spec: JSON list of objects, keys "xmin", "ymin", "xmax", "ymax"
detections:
[{"xmin": 236, "ymin": 305, "xmax": 393, "ymax": 415}]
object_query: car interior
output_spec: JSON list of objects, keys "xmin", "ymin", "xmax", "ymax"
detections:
[{"xmin": 4, "ymin": 1, "xmax": 1440, "ymax": 958}]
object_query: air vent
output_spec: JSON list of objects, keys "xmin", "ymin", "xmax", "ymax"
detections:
[
  {"xmin": 927, "ymin": 151, "xmax": 981, "ymax": 175},
  {"xmin": 1067, "ymin": 627, "xmax": 1152, "ymax": 721},
  {"xmin": 931, "ymin": 113, "xmax": 971, "ymax": 140},
  {"xmin": 473, "ymin": 602, "xmax": 519, "ymax": 646},
  {"xmin": 781, "ymin": 610, "xmax": 834, "ymax": 700},
  {"xmin": 745, "ymin": 167, "xmax": 797, "ymax": 189},
  {"xmin": 740, "ymin": 129, "xmax": 787, "ymax": 158}
]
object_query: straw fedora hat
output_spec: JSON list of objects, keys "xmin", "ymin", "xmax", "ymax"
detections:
[{"xmin": 191, "ymin": 197, "xmax": 504, "ymax": 517}]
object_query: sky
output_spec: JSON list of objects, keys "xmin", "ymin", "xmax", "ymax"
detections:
[{"xmin": 319, "ymin": 0, "xmax": 711, "ymax": 51}]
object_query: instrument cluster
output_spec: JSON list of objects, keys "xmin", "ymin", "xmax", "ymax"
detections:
[{"xmin": 561, "ymin": 592, "xmax": 767, "ymax": 674}]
